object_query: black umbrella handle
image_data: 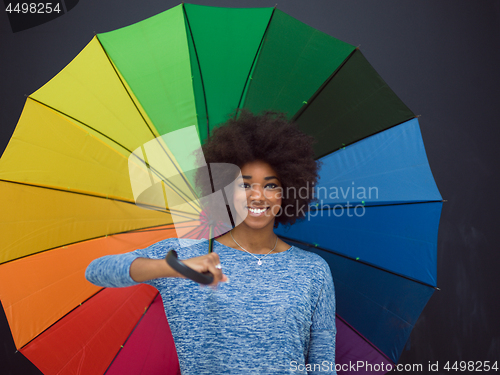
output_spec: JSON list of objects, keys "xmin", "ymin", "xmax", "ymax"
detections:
[{"xmin": 166, "ymin": 249, "xmax": 214, "ymax": 285}]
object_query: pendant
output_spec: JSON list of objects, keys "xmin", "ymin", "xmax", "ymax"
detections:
[{"xmin": 258, "ymin": 260, "xmax": 262, "ymax": 265}]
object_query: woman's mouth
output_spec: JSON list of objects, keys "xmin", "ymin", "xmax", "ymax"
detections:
[{"xmin": 247, "ymin": 206, "xmax": 269, "ymax": 216}]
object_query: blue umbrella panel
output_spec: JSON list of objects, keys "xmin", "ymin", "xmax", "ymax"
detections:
[{"xmin": 275, "ymin": 118, "xmax": 442, "ymax": 371}]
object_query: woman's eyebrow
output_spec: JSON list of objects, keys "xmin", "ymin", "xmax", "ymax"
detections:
[{"xmin": 242, "ymin": 175, "xmax": 279, "ymax": 180}]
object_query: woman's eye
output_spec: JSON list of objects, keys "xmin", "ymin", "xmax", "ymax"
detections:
[{"xmin": 238, "ymin": 182, "xmax": 279, "ymax": 190}]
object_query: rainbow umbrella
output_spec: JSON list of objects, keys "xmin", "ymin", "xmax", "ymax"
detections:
[{"xmin": 0, "ymin": 3, "xmax": 442, "ymax": 374}]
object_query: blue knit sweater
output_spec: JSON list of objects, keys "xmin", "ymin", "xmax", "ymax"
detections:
[{"xmin": 85, "ymin": 238, "xmax": 337, "ymax": 374}]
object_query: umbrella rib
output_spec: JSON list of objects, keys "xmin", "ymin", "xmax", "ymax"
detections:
[
  {"xmin": 290, "ymin": 47, "xmax": 417, "ymax": 161},
  {"xmin": 127, "ymin": 223, "xmax": 202, "ymax": 234},
  {"xmin": 55, "ymin": 286, "xmax": 155, "ymax": 374},
  {"xmin": 93, "ymin": 38, "xmax": 203, "ymax": 213},
  {"xmin": 278, "ymin": 235, "xmax": 439, "ymax": 290},
  {"xmin": 94, "ymin": 36, "xmax": 158, "ymax": 140},
  {"xmin": 0, "ymin": 178, "xmax": 199, "ymax": 218},
  {"xmin": 128, "ymin": 148, "xmax": 202, "ymax": 215},
  {"xmin": 183, "ymin": 3, "xmax": 210, "ymax": 138},
  {"xmin": 314, "ymin": 115, "xmax": 418, "ymax": 161},
  {"xmin": 111, "ymin": 220, "xmax": 200, "ymax": 236},
  {"xmin": 17, "ymin": 287, "xmax": 108, "ymax": 350},
  {"xmin": 28, "ymin": 97, "xmax": 134, "ymax": 154},
  {"xmin": 26, "ymin": 97, "xmax": 196, "ymax": 210},
  {"xmin": 235, "ymin": 6, "xmax": 277, "ymax": 114},
  {"xmin": 310, "ymin": 199, "xmax": 444, "ymax": 211},
  {"xmin": 335, "ymin": 314, "xmax": 395, "ymax": 365},
  {"xmin": 180, "ymin": 224, "xmax": 211, "ymax": 240},
  {"xmin": 0, "ymin": 223, "xmax": 185, "ymax": 265},
  {"xmin": 291, "ymin": 47, "xmax": 358, "ymax": 124},
  {"xmin": 336, "ymin": 275, "xmax": 422, "ymax": 328},
  {"xmin": 103, "ymin": 292, "xmax": 160, "ymax": 375},
  {"xmin": 0, "ymin": 222, "xmax": 182, "ymax": 266}
]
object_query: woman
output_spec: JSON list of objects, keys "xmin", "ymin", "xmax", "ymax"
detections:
[{"xmin": 86, "ymin": 110, "xmax": 337, "ymax": 375}]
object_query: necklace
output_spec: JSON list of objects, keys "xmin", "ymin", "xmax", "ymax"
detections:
[{"xmin": 230, "ymin": 230, "xmax": 278, "ymax": 265}]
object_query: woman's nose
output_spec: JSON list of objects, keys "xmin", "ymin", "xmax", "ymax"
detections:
[{"xmin": 249, "ymin": 184, "xmax": 264, "ymax": 200}]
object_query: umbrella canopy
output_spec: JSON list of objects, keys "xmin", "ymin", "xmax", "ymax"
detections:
[{"xmin": 0, "ymin": 3, "xmax": 442, "ymax": 375}]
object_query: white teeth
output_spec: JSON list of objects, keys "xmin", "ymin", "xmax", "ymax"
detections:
[{"xmin": 248, "ymin": 207, "xmax": 267, "ymax": 214}]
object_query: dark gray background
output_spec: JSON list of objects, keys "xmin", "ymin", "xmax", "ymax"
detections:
[{"xmin": 1, "ymin": 1, "xmax": 499, "ymax": 374}]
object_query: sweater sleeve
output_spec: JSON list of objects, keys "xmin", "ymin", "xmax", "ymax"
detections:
[
  {"xmin": 306, "ymin": 263, "xmax": 337, "ymax": 375},
  {"xmin": 85, "ymin": 249, "xmax": 150, "ymax": 288}
]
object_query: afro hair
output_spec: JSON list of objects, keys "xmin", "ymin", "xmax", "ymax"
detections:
[{"xmin": 195, "ymin": 109, "xmax": 321, "ymax": 228}]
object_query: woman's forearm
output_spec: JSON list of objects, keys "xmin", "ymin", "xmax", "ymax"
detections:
[
  {"xmin": 85, "ymin": 252, "xmax": 145, "ymax": 288},
  {"xmin": 129, "ymin": 257, "xmax": 181, "ymax": 282},
  {"xmin": 86, "ymin": 249, "xmax": 226, "ymax": 288},
  {"xmin": 131, "ymin": 253, "xmax": 229, "ymax": 284}
]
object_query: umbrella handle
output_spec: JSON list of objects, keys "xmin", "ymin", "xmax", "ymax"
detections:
[{"xmin": 166, "ymin": 249, "xmax": 214, "ymax": 285}]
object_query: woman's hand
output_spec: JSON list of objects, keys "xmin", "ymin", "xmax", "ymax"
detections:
[
  {"xmin": 130, "ymin": 252, "xmax": 228, "ymax": 286},
  {"xmin": 181, "ymin": 252, "xmax": 229, "ymax": 286}
]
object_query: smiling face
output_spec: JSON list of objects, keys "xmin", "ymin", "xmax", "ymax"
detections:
[{"xmin": 232, "ymin": 160, "xmax": 282, "ymax": 231}]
